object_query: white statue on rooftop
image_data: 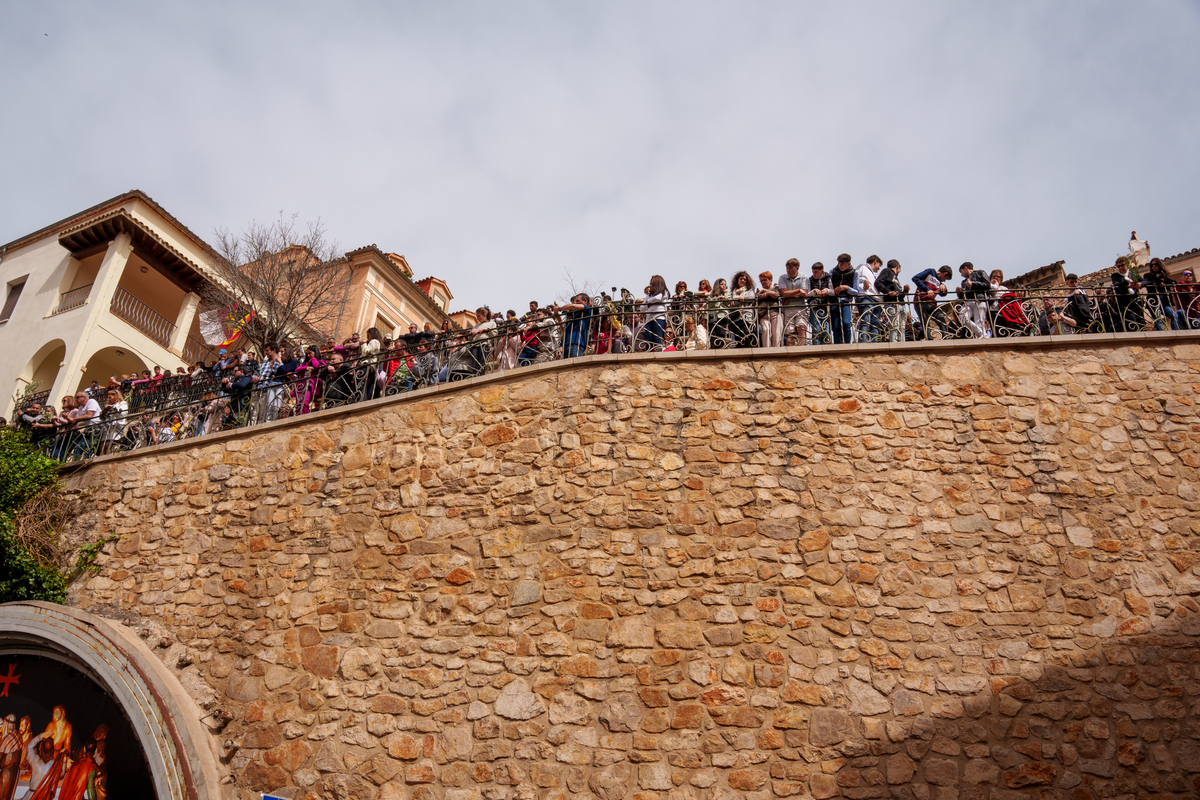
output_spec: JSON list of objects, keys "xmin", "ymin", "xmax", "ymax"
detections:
[{"xmin": 1128, "ymin": 230, "xmax": 1150, "ymax": 268}]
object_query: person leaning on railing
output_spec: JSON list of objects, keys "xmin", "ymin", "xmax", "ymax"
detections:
[
  {"xmin": 955, "ymin": 262, "xmax": 991, "ymax": 339},
  {"xmin": 1175, "ymin": 268, "xmax": 1200, "ymax": 329},
  {"xmin": 637, "ymin": 277, "xmax": 670, "ymax": 351},
  {"xmin": 776, "ymin": 259, "xmax": 809, "ymax": 345},
  {"xmin": 97, "ymin": 388, "xmax": 128, "ymax": 455},
  {"xmin": 807, "ymin": 262, "xmax": 834, "ymax": 344},
  {"xmin": 756, "ymin": 271, "xmax": 781, "ymax": 348},
  {"xmin": 830, "ymin": 255, "xmax": 859, "ymax": 346},
  {"xmin": 911, "ymin": 266, "xmax": 952, "ymax": 340},
  {"xmin": 727, "ymin": 272, "xmax": 756, "ymax": 348},
  {"xmin": 873, "ymin": 259, "xmax": 909, "ymax": 343},
  {"xmin": 1142, "ymin": 258, "xmax": 1182, "ymax": 331},
  {"xmin": 1061, "ymin": 274, "xmax": 1098, "ymax": 333},
  {"xmin": 1109, "ymin": 258, "xmax": 1140, "ymax": 332},
  {"xmin": 1037, "ymin": 296, "xmax": 1078, "ymax": 336},
  {"xmin": 855, "ymin": 256, "xmax": 883, "ymax": 342}
]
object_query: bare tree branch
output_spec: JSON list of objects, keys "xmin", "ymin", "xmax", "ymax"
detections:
[
  {"xmin": 201, "ymin": 213, "xmax": 350, "ymax": 353},
  {"xmin": 555, "ymin": 266, "xmax": 605, "ymax": 304}
]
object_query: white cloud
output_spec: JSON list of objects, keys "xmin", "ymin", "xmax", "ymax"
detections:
[{"xmin": 2, "ymin": 1, "xmax": 1197, "ymax": 310}]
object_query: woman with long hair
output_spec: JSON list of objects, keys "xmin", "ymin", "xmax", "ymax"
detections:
[
  {"xmin": 638, "ymin": 275, "xmax": 670, "ymax": 350},
  {"xmin": 728, "ymin": 271, "xmax": 756, "ymax": 347},
  {"xmin": 1143, "ymin": 258, "xmax": 1181, "ymax": 330},
  {"xmin": 497, "ymin": 310, "xmax": 522, "ymax": 371},
  {"xmin": 360, "ymin": 328, "xmax": 384, "ymax": 400},
  {"xmin": 298, "ymin": 345, "xmax": 326, "ymax": 413},
  {"xmin": 99, "ymin": 388, "xmax": 128, "ymax": 455},
  {"xmin": 709, "ymin": 278, "xmax": 731, "ymax": 348}
]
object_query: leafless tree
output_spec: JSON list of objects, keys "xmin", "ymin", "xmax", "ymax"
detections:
[
  {"xmin": 201, "ymin": 213, "xmax": 350, "ymax": 354},
  {"xmin": 555, "ymin": 266, "xmax": 606, "ymax": 304}
]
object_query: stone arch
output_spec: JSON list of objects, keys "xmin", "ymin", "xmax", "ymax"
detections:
[
  {"xmin": 18, "ymin": 339, "xmax": 67, "ymax": 399},
  {"xmin": 79, "ymin": 346, "xmax": 149, "ymax": 392},
  {"xmin": 0, "ymin": 602, "xmax": 226, "ymax": 800}
]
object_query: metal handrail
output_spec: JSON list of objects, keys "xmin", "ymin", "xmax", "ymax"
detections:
[
  {"xmin": 182, "ymin": 335, "xmax": 219, "ymax": 366},
  {"xmin": 109, "ymin": 286, "xmax": 176, "ymax": 348},
  {"xmin": 50, "ymin": 284, "xmax": 92, "ymax": 315},
  {"xmin": 33, "ymin": 288, "xmax": 1200, "ymax": 465}
]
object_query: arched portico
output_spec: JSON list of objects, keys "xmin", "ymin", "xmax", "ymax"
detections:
[
  {"xmin": 0, "ymin": 603, "xmax": 226, "ymax": 800},
  {"xmin": 14, "ymin": 340, "xmax": 67, "ymax": 411},
  {"xmin": 79, "ymin": 346, "xmax": 149, "ymax": 392}
]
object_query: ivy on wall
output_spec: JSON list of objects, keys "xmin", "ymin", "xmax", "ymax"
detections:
[{"xmin": 0, "ymin": 430, "xmax": 67, "ymax": 603}]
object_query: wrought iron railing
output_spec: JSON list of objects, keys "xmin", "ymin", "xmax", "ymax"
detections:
[
  {"xmin": 109, "ymin": 286, "xmax": 176, "ymax": 348},
  {"xmin": 50, "ymin": 284, "xmax": 92, "ymax": 316},
  {"xmin": 32, "ymin": 287, "xmax": 1200, "ymax": 464},
  {"xmin": 182, "ymin": 335, "xmax": 219, "ymax": 366}
]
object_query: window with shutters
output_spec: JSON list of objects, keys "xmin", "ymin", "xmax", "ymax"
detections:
[{"xmin": 0, "ymin": 278, "xmax": 26, "ymax": 322}]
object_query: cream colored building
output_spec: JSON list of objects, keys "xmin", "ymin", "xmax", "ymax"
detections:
[
  {"xmin": 0, "ymin": 191, "xmax": 221, "ymax": 419},
  {"xmin": 0, "ymin": 193, "xmax": 462, "ymax": 418},
  {"xmin": 330, "ymin": 246, "xmax": 452, "ymax": 340}
]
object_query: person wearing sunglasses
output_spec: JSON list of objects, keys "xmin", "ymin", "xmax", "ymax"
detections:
[{"xmin": 1175, "ymin": 268, "xmax": 1200, "ymax": 329}]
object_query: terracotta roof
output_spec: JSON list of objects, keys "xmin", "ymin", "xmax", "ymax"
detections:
[
  {"xmin": 1005, "ymin": 260, "xmax": 1066, "ymax": 289},
  {"xmin": 1165, "ymin": 248, "xmax": 1200, "ymax": 264},
  {"xmin": 1, "ymin": 189, "xmax": 219, "ymax": 261}
]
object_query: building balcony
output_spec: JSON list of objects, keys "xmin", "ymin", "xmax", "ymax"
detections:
[
  {"xmin": 50, "ymin": 283, "xmax": 93, "ymax": 316},
  {"xmin": 109, "ymin": 285, "xmax": 175, "ymax": 349}
]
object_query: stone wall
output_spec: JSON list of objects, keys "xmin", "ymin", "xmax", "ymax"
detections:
[{"xmin": 61, "ymin": 340, "xmax": 1200, "ymax": 800}]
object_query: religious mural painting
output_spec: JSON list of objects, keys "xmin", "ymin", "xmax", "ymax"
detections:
[{"xmin": 0, "ymin": 652, "xmax": 154, "ymax": 800}]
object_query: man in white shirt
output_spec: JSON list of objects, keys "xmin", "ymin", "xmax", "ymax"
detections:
[
  {"xmin": 775, "ymin": 258, "xmax": 809, "ymax": 346},
  {"xmin": 66, "ymin": 390, "xmax": 103, "ymax": 458},
  {"xmin": 71, "ymin": 391, "xmax": 102, "ymax": 426},
  {"xmin": 855, "ymin": 255, "xmax": 882, "ymax": 342}
]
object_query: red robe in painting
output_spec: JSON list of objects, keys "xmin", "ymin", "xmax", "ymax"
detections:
[
  {"xmin": 59, "ymin": 751, "xmax": 99, "ymax": 800},
  {"xmin": 27, "ymin": 754, "xmax": 64, "ymax": 800}
]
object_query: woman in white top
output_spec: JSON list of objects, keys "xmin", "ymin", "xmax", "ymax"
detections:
[
  {"xmin": 709, "ymin": 278, "xmax": 731, "ymax": 348},
  {"xmin": 497, "ymin": 310, "xmax": 521, "ymax": 371},
  {"xmin": 728, "ymin": 271, "xmax": 756, "ymax": 348},
  {"xmin": 361, "ymin": 327, "xmax": 384, "ymax": 399},
  {"xmin": 680, "ymin": 315, "xmax": 708, "ymax": 351},
  {"xmin": 638, "ymin": 275, "xmax": 670, "ymax": 351},
  {"xmin": 987, "ymin": 270, "xmax": 1008, "ymax": 337},
  {"xmin": 99, "ymin": 388, "xmax": 128, "ymax": 454}
]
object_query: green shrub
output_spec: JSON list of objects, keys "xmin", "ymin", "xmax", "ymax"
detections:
[
  {"xmin": 0, "ymin": 515, "xmax": 67, "ymax": 604},
  {"xmin": 0, "ymin": 429, "xmax": 59, "ymax": 515},
  {"xmin": 0, "ymin": 428, "xmax": 68, "ymax": 603}
]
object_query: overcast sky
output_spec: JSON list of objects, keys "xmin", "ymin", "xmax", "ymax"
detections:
[{"xmin": 3, "ymin": 1, "xmax": 1198, "ymax": 311}]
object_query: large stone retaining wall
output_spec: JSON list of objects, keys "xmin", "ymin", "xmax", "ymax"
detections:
[{"xmin": 61, "ymin": 339, "xmax": 1200, "ymax": 800}]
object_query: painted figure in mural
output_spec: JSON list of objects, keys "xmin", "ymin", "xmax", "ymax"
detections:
[
  {"xmin": 16, "ymin": 717, "xmax": 30, "ymax": 783},
  {"xmin": 91, "ymin": 723, "xmax": 107, "ymax": 772},
  {"xmin": 0, "ymin": 715, "xmax": 20, "ymax": 800},
  {"xmin": 24, "ymin": 733, "xmax": 58, "ymax": 800},
  {"xmin": 44, "ymin": 704, "xmax": 72, "ymax": 756},
  {"xmin": 58, "ymin": 741, "xmax": 101, "ymax": 800}
]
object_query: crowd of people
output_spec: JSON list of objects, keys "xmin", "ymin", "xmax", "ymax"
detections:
[{"xmin": 9, "ymin": 251, "xmax": 1198, "ymax": 461}]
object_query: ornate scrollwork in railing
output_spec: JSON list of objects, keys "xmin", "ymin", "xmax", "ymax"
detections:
[{"xmin": 29, "ymin": 287, "xmax": 1200, "ymax": 464}]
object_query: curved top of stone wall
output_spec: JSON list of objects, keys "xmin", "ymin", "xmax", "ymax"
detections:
[{"xmin": 61, "ymin": 336, "xmax": 1200, "ymax": 800}]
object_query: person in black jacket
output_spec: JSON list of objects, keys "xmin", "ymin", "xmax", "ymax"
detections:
[
  {"xmin": 1110, "ymin": 258, "xmax": 1140, "ymax": 332},
  {"xmin": 1064, "ymin": 274, "xmax": 1099, "ymax": 333},
  {"xmin": 1142, "ymin": 258, "xmax": 1181, "ymax": 330},
  {"xmin": 807, "ymin": 263, "xmax": 834, "ymax": 344},
  {"xmin": 955, "ymin": 262, "xmax": 991, "ymax": 338},
  {"xmin": 830, "ymin": 254, "xmax": 859, "ymax": 345},
  {"xmin": 874, "ymin": 259, "xmax": 910, "ymax": 342}
]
